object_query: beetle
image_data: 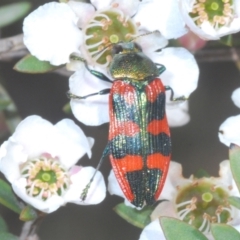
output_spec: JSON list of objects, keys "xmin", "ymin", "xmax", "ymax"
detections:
[{"xmin": 68, "ymin": 40, "xmax": 186, "ymax": 208}]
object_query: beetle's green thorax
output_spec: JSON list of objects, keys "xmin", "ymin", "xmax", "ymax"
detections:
[{"xmin": 109, "ymin": 42, "xmax": 159, "ymax": 81}]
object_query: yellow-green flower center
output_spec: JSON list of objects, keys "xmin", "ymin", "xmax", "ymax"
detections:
[
  {"xmin": 110, "ymin": 34, "xmax": 119, "ymax": 43},
  {"xmin": 83, "ymin": 8, "xmax": 138, "ymax": 66},
  {"xmin": 202, "ymin": 192, "xmax": 213, "ymax": 202},
  {"xmin": 211, "ymin": 2, "xmax": 219, "ymax": 10},
  {"xmin": 175, "ymin": 179, "xmax": 232, "ymax": 233},
  {"xmin": 190, "ymin": 0, "xmax": 234, "ymax": 29},
  {"xmin": 21, "ymin": 156, "xmax": 71, "ymax": 200},
  {"xmin": 40, "ymin": 172, "xmax": 52, "ymax": 182}
]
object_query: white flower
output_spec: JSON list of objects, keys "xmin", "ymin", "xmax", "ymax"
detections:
[
  {"xmin": 69, "ymin": 46, "xmax": 199, "ymax": 126},
  {"xmin": 0, "ymin": 115, "xmax": 106, "ymax": 213},
  {"xmin": 23, "ymin": 2, "xmax": 83, "ymax": 66},
  {"xmin": 133, "ymin": 0, "xmax": 187, "ymax": 39},
  {"xmin": 219, "ymin": 88, "xmax": 240, "ymax": 146},
  {"xmin": 231, "ymin": 87, "xmax": 240, "ymax": 108},
  {"xmin": 139, "ymin": 160, "xmax": 240, "ymax": 239},
  {"xmin": 23, "ymin": 0, "xmax": 187, "ymax": 67},
  {"xmin": 219, "ymin": 114, "xmax": 240, "ymax": 146},
  {"xmin": 179, "ymin": 0, "xmax": 240, "ymax": 40},
  {"xmin": 139, "ymin": 219, "xmax": 166, "ymax": 240}
]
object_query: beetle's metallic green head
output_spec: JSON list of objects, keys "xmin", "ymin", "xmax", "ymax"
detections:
[{"xmin": 109, "ymin": 42, "xmax": 159, "ymax": 81}]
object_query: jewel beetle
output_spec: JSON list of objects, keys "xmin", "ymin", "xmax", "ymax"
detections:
[{"xmin": 68, "ymin": 40, "xmax": 186, "ymax": 208}]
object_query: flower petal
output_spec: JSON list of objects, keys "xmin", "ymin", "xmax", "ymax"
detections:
[
  {"xmin": 108, "ymin": 169, "xmax": 125, "ymax": 198},
  {"xmin": 218, "ymin": 160, "xmax": 233, "ymax": 186},
  {"xmin": 12, "ymin": 178, "xmax": 65, "ymax": 213},
  {"xmin": 9, "ymin": 115, "xmax": 54, "ymax": 158},
  {"xmin": 68, "ymin": 1, "xmax": 95, "ymax": 28},
  {"xmin": 113, "ymin": 0, "xmax": 140, "ymax": 16},
  {"xmin": 139, "ymin": 219, "xmax": 165, "ymax": 240},
  {"xmin": 90, "ymin": 0, "xmax": 112, "ymax": 10},
  {"xmin": 231, "ymin": 88, "xmax": 240, "ymax": 108},
  {"xmin": 23, "ymin": 2, "xmax": 83, "ymax": 65},
  {"xmin": 0, "ymin": 141, "xmax": 27, "ymax": 183},
  {"xmin": 160, "ymin": 161, "xmax": 191, "ymax": 200},
  {"xmin": 134, "ymin": 0, "xmax": 187, "ymax": 39},
  {"xmin": 66, "ymin": 166, "xmax": 106, "ymax": 205},
  {"xmin": 166, "ymin": 100, "xmax": 190, "ymax": 127},
  {"xmin": 69, "ymin": 67, "xmax": 111, "ymax": 126},
  {"xmin": 136, "ymin": 31, "xmax": 168, "ymax": 56},
  {"xmin": 151, "ymin": 201, "xmax": 178, "ymax": 221},
  {"xmin": 151, "ymin": 47, "xmax": 199, "ymax": 98},
  {"xmin": 217, "ymin": 160, "xmax": 239, "ymax": 196},
  {"xmin": 232, "ymin": 223, "xmax": 240, "ymax": 234},
  {"xmin": 219, "ymin": 115, "xmax": 240, "ymax": 147},
  {"xmin": 53, "ymin": 119, "xmax": 94, "ymax": 168}
]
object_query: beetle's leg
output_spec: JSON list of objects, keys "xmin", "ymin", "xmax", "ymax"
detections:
[
  {"xmin": 67, "ymin": 88, "xmax": 111, "ymax": 100},
  {"xmin": 155, "ymin": 63, "xmax": 166, "ymax": 75},
  {"xmin": 80, "ymin": 146, "xmax": 109, "ymax": 201},
  {"xmin": 70, "ymin": 54, "xmax": 112, "ymax": 83},
  {"xmin": 87, "ymin": 66, "xmax": 112, "ymax": 83},
  {"xmin": 165, "ymin": 86, "xmax": 188, "ymax": 101}
]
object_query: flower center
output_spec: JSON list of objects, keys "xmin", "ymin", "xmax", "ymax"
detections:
[
  {"xmin": 202, "ymin": 192, "xmax": 213, "ymax": 202},
  {"xmin": 21, "ymin": 156, "xmax": 71, "ymax": 200},
  {"xmin": 190, "ymin": 0, "xmax": 234, "ymax": 29},
  {"xmin": 175, "ymin": 179, "xmax": 232, "ymax": 233},
  {"xmin": 83, "ymin": 8, "xmax": 138, "ymax": 66}
]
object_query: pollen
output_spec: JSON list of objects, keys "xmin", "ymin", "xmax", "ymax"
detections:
[
  {"xmin": 20, "ymin": 156, "xmax": 71, "ymax": 200},
  {"xmin": 190, "ymin": 0, "xmax": 234, "ymax": 29},
  {"xmin": 83, "ymin": 8, "xmax": 138, "ymax": 66}
]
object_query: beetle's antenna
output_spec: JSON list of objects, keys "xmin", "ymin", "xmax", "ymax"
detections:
[
  {"xmin": 69, "ymin": 54, "xmax": 87, "ymax": 63},
  {"xmin": 129, "ymin": 30, "xmax": 160, "ymax": 42},
  {"xmin": 91, "ymin": 42, "xmax": 114, "ymax": 58},
  {"xmin": 91, "ymin": 36, "xmax": 127, "ymax": 58},
  {"xmin": 81, "ymin": 32, "xmax": 158, "ymax": 62}
]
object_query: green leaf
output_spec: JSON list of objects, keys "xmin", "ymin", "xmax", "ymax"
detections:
[
  {"xmin": 229, "ymin": 144, "xmax": 240, "ymax": 192},
  {"xmin": 0, "ymin": 2, "xmax": 31, "ymax": 28},
  {"xmin": 0, "ymin": 81, "xmax": 21, "ymax": 136},
  {"xmin": 160, "ymin": 217, "xmax": 208, "ymax": 240},
  {"xmin": 194, "ymin": 169, "xmax": 210, "ymax": 178},
  {"xmin": 220, "ymin": 35, "xmax": 232, "ymax": 47},
  {"xmin": 0, "ymin": 100, "xmax": 11, "ymax": 112},
  {"xmin": 228, "ymin": 196, "xmax": 240, "ymax": 210},
  {"xmin": 0, "ymin": 179, "xmax": 22, "ymax": 214},
  {"xmin": 14, "ymin": 55, "xmax": 61, "ymax": 74},
  {"xmin": 0, "ymin": 82, "xmax": 15, "ymax": 111},
  {"xmin": 113, "ymin": 203, "xmax": 153, "ymax": 229},
  {"xmin": 211, "ymin": 223, "xmax": 240, "ymax": 240},
  {"xmin": 0, "ymin": 215, "xmax": 8, "ymax": 232},
  {"xmin": 0, "ymin": 232, "xmax": 18, "ymax": 240},
  {"xmin": 20, "ymin": 205, "xmax": 38, "ymax": 222}
]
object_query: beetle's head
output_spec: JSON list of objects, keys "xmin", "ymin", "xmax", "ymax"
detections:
[
  {"xmin": 111, "ymin": 42, "xmax": 142, "ymax": 56},
  {"xmin": 109, "ymin": 41, "xmax": 159, "ymax": 81}
]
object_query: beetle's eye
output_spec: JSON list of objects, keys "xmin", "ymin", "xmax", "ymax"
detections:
[
  {"xmin": 134, "ymin": 43, "xmax": 142, "ymax": 52},
  {"xmin": 112, "ymin": 45, "xmax": 123, "ymax": 55}
]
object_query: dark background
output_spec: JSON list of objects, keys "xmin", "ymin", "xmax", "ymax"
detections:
[{"xmin": 0, "ymin": 1, "xmax": 240, "ymax": 239}]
